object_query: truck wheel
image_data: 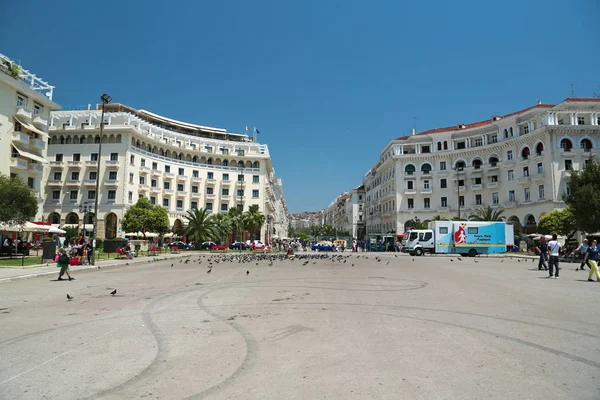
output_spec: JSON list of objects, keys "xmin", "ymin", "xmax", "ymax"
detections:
[
  {"xmin": 468, "ymin": 249, "xmax": 478, "ymax": 257},
  {"xmin": 415, "ymin": 248, "xmax": 423, "ymax": 257}
]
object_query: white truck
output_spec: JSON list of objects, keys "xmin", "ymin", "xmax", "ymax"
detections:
[{"xmin": 402, "ymin": 220, "xmax": 514, "ymax": 257}]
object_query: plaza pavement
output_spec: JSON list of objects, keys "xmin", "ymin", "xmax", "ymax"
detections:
[{"xmin": 0, "ymin": 252, "xmax": 598, "ymax": 399}]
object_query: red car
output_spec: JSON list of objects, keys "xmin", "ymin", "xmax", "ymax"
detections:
[{"xmin": 211, "ymin": 244, "xmax": 228, "ymax": 251}]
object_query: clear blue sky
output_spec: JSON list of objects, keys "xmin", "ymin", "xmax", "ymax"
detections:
[{"xmin": 2, "ymin": 0, "xmax": 599, "ymax": 212}]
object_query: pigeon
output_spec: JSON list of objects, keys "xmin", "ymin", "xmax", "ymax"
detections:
[
  {"xmin": 501, "ymin": 260, "xmax": 504, "ymax": 263},
  {"xmin": 246, "ymin": 270, "xmax": 250, "ymax": 276},
  {"xmin": 66, "ymin": 294, "xmax": 73, "ymax": 301},
  {"xmin": 457, "ymin": 257, "xmax": 462, "ymax": 261},
  {"xmin": 351, "ymin": 264, "xmax": 354, "ymax": 267},
  {"xmin": 450, "ymin": 259, "xmax": 454, "ymax": 262},
  {"xmin": 412, "ymin": 259, "xmax": 415, "ymax": 262},
  {"xmin": 110, "ymin": 289, "xmax": 117, "ymax": 296},
  {"xmin": 207, "ymin": 269, "xmax": 211, "ymax": 274},
  {"xmin": 386, "ymin": 261, "xmax": 390, "ymax": 265},
  {"xmin": 171, "ymin": 263, "xmax": 174, "ymax": 267},
  {"xmin": 474, "ymin": 260, "xmax": 479, "ymax": 263}
]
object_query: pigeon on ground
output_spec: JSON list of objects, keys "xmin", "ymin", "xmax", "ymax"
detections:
[
  {"xmin": 66, "ymin": 294, "xmax": 73, "ymax": 301},
  {"xmin": 501, "ymin": 260, "xmax": 504, "ymax": 263},
  {"xmin": 450, "ymin": 259, "xmax": 454, "ymax": 262},
  {"xmin": 351, "ymin": 264, "xmax": 354, "ymax": 267},
  {"xmin": 207, "ymin": 269, "xmax": 211, "ymax": 274},
  {"xmin": 457, "ymin": 257, "xmax": 462, "ymax": 261},
  {"xmin": 412, "ymin": 259, "xmax": 415, "ymax": 262},
  {"xmin": 386, "ymin": 261, "xmax": 390, "ymax": 265},
  {"xmin": 110, "ymin": 289, "xmax": 117, "ymax": 296},
  {"xmin": 474, "ymin": 260, "xmax": 479, "ymax": 263},
  {"xmin": 171, "ymin": 263, "xmax": 174, "ymax": 267},
  {"xmin": 246, "ymin": 270, "xmax": 250, "ymax": 276}
]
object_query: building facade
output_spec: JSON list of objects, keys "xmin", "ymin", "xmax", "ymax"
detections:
[
  {"xmin": 363, "ymin": 98, "xmax": 600, "ymax": 236},
  {"xmin": 322, "ymin": 186, "xmax": 365, "ymax": 238},
  {"xmin": 44, "ymin": 103, "xmax": 287, "ymax": 241},
  {"xmin": 0, "ymin": 53, "xmax": 60, "ymax": 220}
]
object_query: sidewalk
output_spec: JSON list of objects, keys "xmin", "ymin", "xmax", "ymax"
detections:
[{"xmin": 0, "ymin": 252, "xmax": 192, "ymax": 283}]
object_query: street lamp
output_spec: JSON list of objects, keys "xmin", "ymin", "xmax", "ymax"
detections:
[
  {"xmin": 78, "ymin": 201, "xmax": 92, "ymax": 239},
  {"xmin": 456, "ymin": 166, "xmax": 463, "ymax": 220},
  {"xmin": 91, "ymin": 94, "xmax": 111, "ymax": 265},
  {"xmin": 238, "ymin": 168, "xmax": 244, "ymax": 253}
]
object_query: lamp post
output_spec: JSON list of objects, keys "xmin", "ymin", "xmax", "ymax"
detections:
[
  {"xmin": 456, "ymin": 166, "xmax": 463, "ymax": 220},
  {"xmin": 238, "ymin": 168, "xmax": 244, "ymax": 253},
  {"xmin": 78, "ymin": 201, "xmax": 92, "ymax": 239},
  {"xmin": 91, "ymin": 94, "xmax": 112, "ymax": 265}
]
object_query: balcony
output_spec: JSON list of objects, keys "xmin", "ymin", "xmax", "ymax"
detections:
[
  {"xmin": 471, "ymin": 184, "xmax": 483, "ymax": 191},
  {"xmin": 15, "ymin": 106, "xmax": 33, "ymax": 121},
  {"xmin": 85, "ymin": 160, "xmax": 98, "ymax": 166},
  {"xmin": 176, "ymin": 207, "xmax": 184, "ymax": 212},
  {"xmin": 163, "ymin": 189, "xmax": 174, "ymax": 195},
  {"xmin": 487, "ymin": 182, "xmax": 499, "ymax": 189},
  {"xmin": 33, "ymin": 114, "xmax": 48, "ymax": 128},
  {"xmin": 30, "ymin": 163, "xmax": 44, "ymax": 174},
  {"xmin": 176, "ymin": 175, "xmax": 188, "ymax": 181},
  {"xmin": 437, "ymin": 206, "xmax": 449, "ymax": 213},
  {"xmin": 470, "ymin": 167, "xmax": 483, "ymax": 175},
  {"xmin": 46, "ymin": 199, "xmax": 60, "ymax": 205},
  {"xmin": 221, "ymin": 180, "xmax": 232, "ymax": 185},
  {"xmin": 420, "ymin": 187, "xmax": 432, "ymax": 194},
  {"xmin": 140, "ymin": 165, "xmax": 150, "ymax": 172},
  {"xmin": 561, "ymin": 170, "xmax": 572, "ymax": 178},
  {"xmin": 176, "ymin": 191, "xmax": 187, "ymax": 197},
  {"xmin": 518, "ymin": 157, "xmax": 531, "ymax": 165},
  {"xmin": 29, "ymin": 138, "xmax": 45, "ymax": 150},
  {"xmin": 533, "ymin": 151, "xmax": 544, "ymax": 159},
  {"xmin": 150, "ymin": 186, "xmax": 160, "ymax": 193},
  {"xmin": 165, "ymin": 172, "xmax": 175, "ymax": 178},
  {"xmin": 454, "ymin": 185, "xmax": 466, "ymax": 192},
  {"xmin": 404, "ymin": 172, "xmax": 416, "ymax": 180},
  {"xmin": 531, "ymin": 173, "xmax": 545, "ymax": 182},
  {"xmin": 221, "ymin": 194, "xmax": 230, "ymax": 199},
  {"xmin": 420, "ymin": 170, "xmax": 433, "ymax": 178},
  {"xmin": 11, "ymin": 131, "xmax": 30, "ymax": 145},
  {"xmin": 47, "ymin": 179, "xmax": 63, "ymax": 186},
  {"xmin": 191, "ymin": 191, "xmax": 201, "ymax": 197},
  {"xmin": 487, "ymin": 162, "xmax": 500, "ymax": 171},
  {"xmin": 505, "ymin": 200, "xmax": 517, "ymax": 208},
  {"xmin": 206, "ymin": 179, "xmax": 216, "ymax": 184},
  {"xmin": 105, "ymin": 179, "xmax": 119, "ymax": 186},
  {"xmin": 65, "ymin": 179, "xmax": 81, "ymax": 186},
  {"xmin": 404, "ymin": 188, "xmax": 416, "ymax": 195},
  {"xmin": 206, "ymin": 193, "xmax": 215, "ymax": 199},
  {"xmin": 236, "ymin": 180, "xmax": 246, "ymax": 185},
  {"xmin": 105, "ymin": 160, "xmax": 120, "ymax": 168},
  {"xmin": 83, "ymin": 179, "xmax": 96, "ymax": 186},
  {"xmin": 191, "ymin": 176, "xmax": 202, "ymax": 182},
  {"xmin": 139, "ymin": 184, "xmax": 149, "ymax": 191},
  {"xmin": 517, "ymin": 176, "xmax": 531, "ymax": 185},
  {"xmin": 67, "ymin": 160, "xmax": 82, "ymax": 168}
]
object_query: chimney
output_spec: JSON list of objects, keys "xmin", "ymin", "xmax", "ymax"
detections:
[
  {"xmin": 537, "ymin": 100, "xmax": 542, "ymax": 105},
  {"xmin": 492, "ymin": 115, "xmax": 502, "ymax": 121},
  {"xmin": 411, "ymin": 128, "xmax": 416, "ymax": 136}
]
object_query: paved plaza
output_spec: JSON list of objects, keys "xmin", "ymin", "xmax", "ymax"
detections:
[{"xmin": 0, "ymin": 253, "xmax": 599, "ymax": 399}]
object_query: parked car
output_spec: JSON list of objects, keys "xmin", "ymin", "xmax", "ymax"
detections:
[
  {"xmin": 247, "ymin": 240, "xmax": 267, "ymax": 250},
  {"xmin": 211, "ymin": 244, "xmax": 228, "ymax": 251},
  {"xmin": 168, "ymin": 241, "xmax": 192, "ymax": 250},
  {"xmin": 229, "ymin": 241, "xmax": 248, "ymax": 250},
  {"xmin": 200, "ymin": 241, "xmax": 217, "ymax": 250}
]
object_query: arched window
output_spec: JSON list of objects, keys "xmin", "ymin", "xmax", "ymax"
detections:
[
  {"xmin": 95, "ymin": 136, "xmax": 101, "ymax": 144},
  {"xmin": 489, "ymin": 156, "xmax": 499, "ymax": 166},
  {"xmin": 509, "ymin": 127, "xmax": 513, "ymax": 136},
  {"xmin": 472, "ymin": 159, "xmax": 483, "ymax": 169},
  {"xmin": 238, "ymin": 161, "xmax": 244, "ymax": 168},
  {"xmin": 222, "ymin": 160, "xmax": 228, "ymax": 166},
  {"xmin": 252, "ymin": 161, "xmax": 260, "ymax": 169},
  {"xmin": 404, "ymin": 164, "xmax": 416, "ymax": 175},
  {"xmin": 535, "ymin": 142, "xmax": 544, "ymax": 156},
  {"xmin": 437, "ymin": 142, "xmax": 442, "ymax": 151},
  {"xmin": 504, "ymin": 129, "xmax": 508, "ymax": 138},
  {"xmin": 443, "ymin": 141, "xmax": 448, "ymax": 150},
  {"xmin": 560, "ymin": 138, "xmax": 572, "ymax": 151},
  {"xmin": 65, "ymin": 136, "xmax": 72, "ymax": 144},
  {"xmin": 521, "ymin": 147, "xmax": 530, "ymax": 159},
  {"xmin": 207, "ymin": 158, "xmax": 213, "ymax": 165},
  {"xmin": 455, "ymin": 160, "xmax": 466, "ymax": 169},
  {"xmin": 581, "ymin": 138, "xmax": 592, "ymax": 152},
  {"xmin": 421, "ymin": 163, "xmax": 432, "ymax": 174},
  {"xmin": 79, "ymin": 136, "xmax": 86, "ymax": 144}
]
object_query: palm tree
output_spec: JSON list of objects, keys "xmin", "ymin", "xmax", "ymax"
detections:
[
  {"xmin": 184, "ymin": 208, "xmax": 218, "ymax": 249},
  {"xmin": 212, "ymin": 212, "xmax": 231, "ymax": 244},
  {"xmin": 243, "ymin": 205, "xmax": 266, "ymax": 240},
  {"xmin": 432, "ymin": 215, "xmax": 448, "ymax": 221},
  {"xmin": 469, "ymin": 206, "xmax": 506, "ymax": 221},
  {"xmin": 173, "ymin": 219, "xmax": 185, "ymax": 238},
  {"xmin": 227, "ymin": 208, "xmax": 244, "ymax": 241}
]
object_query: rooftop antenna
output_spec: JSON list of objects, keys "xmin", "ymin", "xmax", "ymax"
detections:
[
  {"xmin": 570, "ymin": 83, "xmax": 575, "ymax": 97},
  {"xmin": 593, "ymin": 85, "xmax": 600, "ymax": 98},
  {"xmin": 411, "ymin": 117, "xmax": 418, "ymax": 136}
]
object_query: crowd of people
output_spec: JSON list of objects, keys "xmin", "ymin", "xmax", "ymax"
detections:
[{"xmin": 536, "ymin": 236, "xmax": 600, "ymax": 281}]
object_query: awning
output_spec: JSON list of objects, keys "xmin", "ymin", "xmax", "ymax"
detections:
[
  {"xmin": 0, "ymin": 222, "xmax": 50, "ymax": 233},
  {"xmin": 12, "ymin": 144, "xmax": 48, "ymax": 164},
  {"xmin": 14, "ymin": 116, "xmax": 48, "ymax": 137},
  {"xmin": 124, "ymin": 232, "xmax": 159, "ymax": 238}
]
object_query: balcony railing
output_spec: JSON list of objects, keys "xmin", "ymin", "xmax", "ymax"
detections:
[
  {"xmin": 471, "ymin": 184, "xmax": 482, "ymax": 190},
  {"xmin": 487, "ymin": 182, "xmax": 499, "ymax": 189},
  {"xmin": 11, "ymin": 131, "xmax": 30, "ymax": 144},
  {"xmin": 15, "ymin": 106, "xmax": 33, "ymax": 121}
]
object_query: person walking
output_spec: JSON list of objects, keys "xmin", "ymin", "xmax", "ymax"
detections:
[
  {"xmin": 536, "ymin": 237, "xmax": 548, "ymax": 271},
  {"xmin": 56, "ymin": 248, "xmax": 74, "ymax": 281},
  {"xmin": 582, "ymin": 239, "xmax": 600, "ymax": 282},
  {"xmin": 576, "ymin": 239, "xmax": 591, "ymax": 271},
  {"xmin": 547, "ymin": 234, "xmax": 562, "ymax": 279}
]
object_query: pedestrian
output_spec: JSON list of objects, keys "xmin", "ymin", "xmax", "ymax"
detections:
[
  {"xmin": 576, "ymin": 239, "xmax": 591, "ymax": 271},
  {"xmin": 547, "ymin": 234, "xmax": 562, "ymax": 279},
  {"xmin": 537, "ymin": 237, "xmax": 548, "ymax": 271},
  {"xmin": 56, "ymin": 248, "xmax": 74, "ymax": 281},
  {"xmin": 582, "ymin": 239, "xmax": 600, "ymax": 282},
  {"xmin": 86, "ymin": 241, "xmax": 93, "ymax": 264}
]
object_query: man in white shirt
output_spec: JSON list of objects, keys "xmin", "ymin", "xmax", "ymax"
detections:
[{"xmin": 547, "ymin": 234, "xmax": 562, "ymax": 279}]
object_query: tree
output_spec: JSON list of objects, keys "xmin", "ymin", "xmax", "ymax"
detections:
[
  {"xmin": 0, "ymin": 174, "xmax": 38, "ymax": 226},
  {"xmin": 469, "ymin": 206, "xmax": 506, "ymax": 221},
  {"xmin": 212, "ymin": 212, "xmax": 231, "ymax": 244},
  {"xmin": 309, "ymin": 225, "xmax": 323, "ymax": 238},
  {"xmin": 173, "ymin": 219, "xmax": 185, "ymax": 238},
  {"xmin": 243, "ymin": 205, "xmax": 266, "ymax": 240},
  {"xmin": 537, "ymin": 207, "xmax": 578, "ymax": 240},
  {"xmin": 184, "ymin": 208, "xmax": 218, "ymax": 248},
  {"xmin": 227, "ymin": 208, "xmax": 244, "ymax": 241},
  {"xmin": 321, "ymin": 225, "xmax": 335, "ymax": 236},
  {"xmin": 432, "ymin": 215, "xmax": 448, "ymax": 221},
  {"xmin": 563, "ymin": 156, "xmax": 600, "ymax": 233},
  {"xmin": 405, "ymin": 218, "xmax": 427, "ymax": 230},
  {"xmin": 121, "ymin": 197, "xmax": 169, "ymax": 239}
]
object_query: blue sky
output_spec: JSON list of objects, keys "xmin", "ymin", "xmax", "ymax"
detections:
[{"xmin": 2, "ymin": 0, "xmax": 599, "ymax": 212}]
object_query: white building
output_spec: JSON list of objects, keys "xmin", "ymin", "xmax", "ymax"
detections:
[
  {"xmin": 363, "ymin": 98, "xmax": 600, "ymax": 236},
  {"xmin": 43, "ymin": 103, "xmax": 287, "ymax": 241},
  {"xmin": 322, "ymin": 185, "xmax": 365, "ymax": 238},
  {"xmin": 0, "ymin": 53, "xmax": 60, "ymax": 220}
]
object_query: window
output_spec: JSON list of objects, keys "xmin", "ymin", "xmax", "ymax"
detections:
[
  {"xmin": 141, "ymin": 159, "xmax": 146, "ymax": 167},
  {"xmin": 577, "ymin": 116, "xmax": 585, "ymax": 125},
  {"xmin": 88, "ymin": 190, "xmax": 96, "ymax": 200},
  {"xmin": 106, "ymin": 190, "xmax": 116, "ymax": 201},
  {"xmin": 16, "ymin": 94, "xmax": 27, "ymax": 107},
  {"xmin": 73, "ymin": 153, "xmax": 81, "ymax": 162},
  {"xmin": 237, "ymin": 174, "xmax": 245, "ymax": 182},
  {"xmin": 423, "ymin": 180, "xmax": 430, "ymax": 189},
  {"xmin": 524, "ymin": 188, "xmax": 531, "ymax": 201},
  {"xmin": 222, "ymin": 188, "xmax": 229, "ymax": 196},
  {"xmin": 205, "ymin": 203, "xmax": 213, "ymax": 212},
  {"xmin": 128, "ymin": 191, "xmax": 133, "ymax": 203},
  {"xmin": 458, "ymin": 179, "xmax": 464, "ymax": 187},
  {"xmin": 437, "ymin": 142, "xmax": 442, "ymax": 151},
  {"xmin": 139, "ymin": 176, "xmax": 145, "ymax": 185},
  {"xmin": 152, "ymin": 162, "xmax": 158, "ymax": 170},
  {"xmin": 491, "ymin": 135, "xmax": 498, "ymax": 143},
  {"xmin": 192, "ymin": 185, "xmax": 198, "ymax": 193},
  {"xmin": 33, "ymin": 103, "xmax": 43, "ymax": 115},
  {"xmin": 192, "ymin": 170, "xmax": 199, "ymax": 178},
  {"xmin": 407, "ymin": 181, "xmax": 414, "ymax": 190},
  {"xmin": 440, "ymin": 179, "xmax": 447, "ymax": 188},
  {"xmin": 565, "ymin": 160, "xmax": 572, "ymax": 170},
  {"xmin": 191, "ymin": 201, "xmax": 198, "ymax": 210},
  {"xmin": 474, "ymin": 177, "xmax": 482, "ymax": 184},
  {"xmin": 441, "ymin": 197, "xmax": 447, "ymax": 207},
  {"xmin": 110, "ymin": 153, "xmax": 118, "ymax": 161},
  {"xmin": 53, "ymin": 172, "xmax": 62, "ymax": 181},
  {"xmin": 539, "ymin": 185, "xmax": 545, "ymax": 199},
  {"xmin": 439, "ymin": 161, "xmax": 446, "ymax": 171},
  {"xmin": 459, "ymin": 196, "xmax": 465, "ymax": 207},
  {"xmin": 439, "ymin": 227, "xmax": 449, "ymax": 234},
  {"xmin": 456, "ymin": 142, "xmax": 466, "ymax": 150},
  {"xmin": 223, "ymin": 173, "xmax": 229, "ymax": 181},
  {"xmin": 70, "ymin": 190, "xmax": 78, "ymax": 200},
  {"xmin": 490, "ymin": 175, "xmax": 498, "ymax": 183},
  {"xmin": 177, "ymin": 184, "xmax": 184, "ymax": 191},
  {"xmin": 508, "ymin": 190, "xmax": 515, "ymax": 202},
  {"xmin": 237, "ymin": 189, "xmax": 244, "ymax": 197},
  {"xmin": 443, "ymin": 141, "xmax": 448, "ymax": 150},
  {"xmin": 221, "ymin": 203, "xmax": 228, "ymax": 212},
  {"xmin": 407, "ymin": 198, "xmax": 414, "ymax": 209},
  {"xmin": 492, "ymin": 192, "xmax": 499, "ymax": 204},
  {"xmin": 507, "ymin": 150, "xmax": 513, "ymax": 161},
  {"xmin": 109, "ymin": 171, "xmax": 117, "ymax": 180},
  {"xmin": 565, "ymin": 183, "xmax": 571, "ymax": 196},
  {"xmin": 71, "ymin": 171, "xmax": 80, "ymax": 180},
  {"xmin": 221, "ymin": 148, "xmax": 229, "ymax": 155},
  {"xmin": 523, "ymin": 125, "xmax": 529, "ymax": 134},
  {"xmin": 252, "ymin": 190, "xmax": 259, "ymax": 198},
  {"xmin": 584, "ymin": 159, "xmax": 591, "ymax": 168},
  {"xmin": 165, "ymin": 165, "xmax": 171, "ymax": 173},
  {"xmin": 55, "ymin": 154, "xmax": 63, "ymax": 162},
  {"xmin": 253, "ymin": 175, "xmax": 259, "ymax": 183},
  {"xmin": 537, "ymin": 163, "xmax": 543, "ymax": 174},
  {"xmin": 475, "ymin": 194, "xmax": 482, "ymax": 205},
  {"xmin": 421, "ymin": 145, "xmax": 430, "ymax": 153},
  {"xmin": 176, "ymin": 199, "xmax": 183, "ymax": 209},
  {"xmin": 523, "ymin": 167, "xmax": 529, "ymax": 177},
  {"xmin": 150, "ymin": 196, "xmax": 156, "ymax": 205},
  {"xmin": 207, "ymin": 172, "xmax": 214, "ymax": 179},
  {"xmin": 424, "ymin": 198, "xmax": 431, "ymax": 209},
  {"xmin": 129, "ymin": 173, "xmax": 134, "ymax": 184},
  {"xmin": 163, "ymin": 198, "xmax": 169, "ymax": 207},
  {"xmin": 164, "ymin": 181, "xmax": 170, "ymax": 190},
  {"xmin": 52, "ymin": 190, "xmax": 60, "ymax": 200},
  {"xmin": 178, "ymin": 168, "xmax": 184, "ymax": 175},
  {"xmin": 151, "ymin": 179, "xmax": 157, "ymax": 188},
  {"xmin": 130, "ymin": 155, "xmax": 135, "ymax": 164},
  {"xmin": 467, "ymin": 227, "xmax": 478, "ymax": 234},
  {"xmin": 89, "ymin": 171, "xmax": 97, "ymax": 180},
  {"xmin": 207, "ymin": 187, "xmax": 214, "ymax": 195},
  {"xmin": 474, "ymin": 138, "xmax": 483, "ymax": 147},
  {"xmin": 237, "ymin": 204, "xmax": 243, "ymax": 211}
]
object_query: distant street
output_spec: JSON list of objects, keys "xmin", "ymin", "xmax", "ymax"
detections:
[{"xmin": 1, "ymin": 253, "xmax": 599, "ymax": 400}]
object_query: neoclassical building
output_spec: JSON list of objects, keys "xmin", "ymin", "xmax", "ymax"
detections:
[
  {"xmin": 43, "ymin": 103, "xmax": 287, "ymax": 241},
  {"xmin": 363, "ymin": 98, "xmax": 600, "ymax": 236}
]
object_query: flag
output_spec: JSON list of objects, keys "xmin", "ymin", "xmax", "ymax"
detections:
[
  {"xmin": 245, "ymin": 126, "xmax": 248, "ymax": 133},
  {"xmin": 254, "ymin": 126, "xmax": 260, "ymax": 134}
]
